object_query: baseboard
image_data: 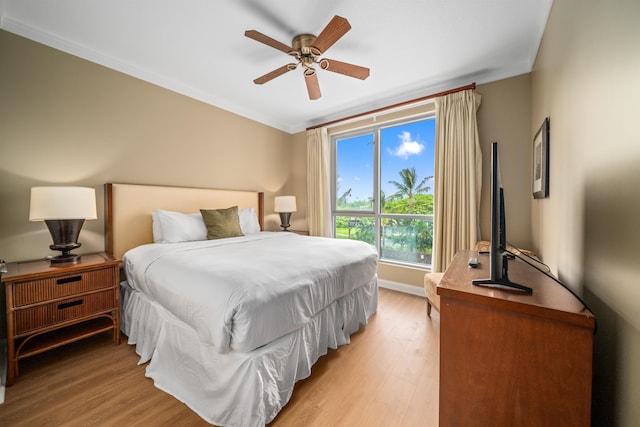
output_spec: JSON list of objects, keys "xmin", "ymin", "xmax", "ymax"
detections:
[
  {"xmin": 378, "ymin": 279, "xmax": 425, "ymax": 297},
  {"xmin": 0, "ymin": 338, "xmax": 6, "ymax": 404}
]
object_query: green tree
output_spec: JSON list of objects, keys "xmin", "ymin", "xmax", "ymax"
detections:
[
  {"xmin": 354, "ymin": 217, "xmax": 375, "ymax": 245},
  {"xmin": 336, "ymin": 184, "xmax": 353, "ymax": 209},
  {"xmin": 387, "ymin": 167, "xmax": 433, "ymax": 213},
  {"xmin": 389, "ymin": 167, "xmax": 433, "ymax": 199},
  {"xmin": 378, "ymin": 190, "xmax": 388, "ymax": 212},
  {"xmin": 385, "ymin": 194, "xmax": 433, "ymax": 214}
]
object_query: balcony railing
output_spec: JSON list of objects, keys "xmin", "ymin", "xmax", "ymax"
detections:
[{"xmin": 334, "ymin": 215, "xmax": 433, "ymax": 267}]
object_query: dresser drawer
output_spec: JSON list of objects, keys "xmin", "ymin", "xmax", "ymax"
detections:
[
  {"xmin": 13, "ymin": 289, "xmax": 117, "ymax": 335},
  {"xmin": 12, "ymin": 268, "xmax": 116, "ymax": 307}
]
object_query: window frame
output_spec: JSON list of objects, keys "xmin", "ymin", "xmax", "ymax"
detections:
[{"xmin": 330, "ymin": 113, "xmax": 436, "ymax": 268}]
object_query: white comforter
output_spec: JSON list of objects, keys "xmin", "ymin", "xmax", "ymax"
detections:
[{"xmin": 123, "ymin": 232, "xmax": 378, "ymax": 353}]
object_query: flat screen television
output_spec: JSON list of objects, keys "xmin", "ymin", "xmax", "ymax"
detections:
[{"xmin": 472, "ymin": 142, "xmax": 532, "ymax": 293}]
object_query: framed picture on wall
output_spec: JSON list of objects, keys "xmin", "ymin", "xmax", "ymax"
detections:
[{"xmin": 532, "ymin": 117, "xmax": 550, "ymax": 199}]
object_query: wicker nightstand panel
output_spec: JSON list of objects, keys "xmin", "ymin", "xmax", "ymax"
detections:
[
  {"xmin": 3, "ymin": 253, "xmax": 120, "ymax": 386},
  {"xmin": 13, "ymin": 289, "xmax": 116, "ymax": 335},
  {"xmin": 12, "ymin": 268, "xmax": 116, "ymax": 307}
]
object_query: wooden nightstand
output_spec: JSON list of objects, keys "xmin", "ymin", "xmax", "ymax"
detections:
[{"xmin": 2, "ymin": 252, "xmax": 120, "ymax": 385}]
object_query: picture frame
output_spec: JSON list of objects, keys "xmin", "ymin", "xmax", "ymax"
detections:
[{"xmin": 532, "ymin": 117, "xmax": 550, "ymax": 199}]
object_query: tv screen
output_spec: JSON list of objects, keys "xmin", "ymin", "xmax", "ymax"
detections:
[{"xmin": 472, "ymin": 142, "xmax": 532, "ymax": 293}]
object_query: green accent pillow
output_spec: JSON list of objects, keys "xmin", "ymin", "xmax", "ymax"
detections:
[{"xmin": 200, "ymin": 206, "xmax": 244, "ymax": 240}]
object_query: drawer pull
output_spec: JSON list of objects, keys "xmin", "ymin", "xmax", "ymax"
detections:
[
  {"xmin": 58, "ymin": 299, "xmax": 83, "ymax": 310},
  {"xmin": 57, "ymin": 276, "xmax": 82, "ymax": 285}
]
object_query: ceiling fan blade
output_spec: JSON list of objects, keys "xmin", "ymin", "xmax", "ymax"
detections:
[
  {"xmin": 304, "ymin": 70, "xmax": 321, "ymax": 100},
  {"xmin": 312, "ymin": 15, "xmax": 351, "ymax": 53},
  {"xmin": 253, "ymin": 64, "xmax": 294, "ymax": 85},
  {"xmin": 320, "ymin": 58, "xmax": 370, "ymax": 80},
  {"xmin": 245, "ymin": 30, "xmax": 292, "ymax": 54}
]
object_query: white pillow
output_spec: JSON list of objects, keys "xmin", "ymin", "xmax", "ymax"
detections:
[
  {"xmin": 238, "ymin": 207, "xmax": 261, "ymax": 234},
  {"xmin": 152, "ymin": 209, "xmax": 208, "ymax": 243},
  {"xmin": 151, "ymin": 211, "xmax": 165, "ymax": 243}
]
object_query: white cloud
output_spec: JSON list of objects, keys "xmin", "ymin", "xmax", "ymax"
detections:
[
  {"xmin": 354, "ymin": 176, "xmax": 361, "ymax": 181},
  {"xmin": 389, "ymin": 131, "xmax": 424, "ymax": 159},
  {"xmin": 337, "ymin": 176, "xmax": 343, "ymax": 183}
]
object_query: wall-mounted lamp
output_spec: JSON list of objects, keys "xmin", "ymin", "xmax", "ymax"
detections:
[
  {"xmin": 29, "ymin": 186, "xmax": 97, "ymax": 264},
  {"xmin": 274, "ymin": 196, "xmax": 297, "ymax": 231}
]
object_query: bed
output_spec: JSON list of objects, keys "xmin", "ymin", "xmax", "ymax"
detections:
[{"xmin": 105, "ymin": 183, "xmax": 379, "ymax": 426}]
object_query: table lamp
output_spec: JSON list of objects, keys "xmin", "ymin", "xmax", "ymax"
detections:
[
  {"xmin": 274, "ymin": 196, "xmax": 297, "ymax": 231},
  {"xmin": 29, "ymin": 186, "xmax": 97, "ymax": 263}
]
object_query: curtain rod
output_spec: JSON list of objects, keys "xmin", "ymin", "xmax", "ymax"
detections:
[{"xmin": 306, "ymin": 82, "xmax": 476, "ymax": 131}]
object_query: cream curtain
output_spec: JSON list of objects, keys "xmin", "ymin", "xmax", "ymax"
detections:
[
  {"xmin": 432, "ymin": 89, "xmax": 482, "ymax": 272},
  {"xmin": 306, "ymin": 128, "xmax": 332, "ymax": 237}
]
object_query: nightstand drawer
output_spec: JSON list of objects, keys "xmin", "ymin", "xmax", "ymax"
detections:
[
  {"xmin": 12, "ymin": 268, "xmax": 116, "ymax": 307},
  {"xmin": 13, "ymin": 289, "xmax": 117, "ymax": 335}
]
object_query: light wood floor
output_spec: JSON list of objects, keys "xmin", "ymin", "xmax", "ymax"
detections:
[{"xmin": 0, "ymin": 288, "xmax": 440, "ymax": 426}]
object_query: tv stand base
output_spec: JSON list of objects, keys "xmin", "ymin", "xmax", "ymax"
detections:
[{"xmin": 472, "ymin": 277, "xmax": 533, "ymax": 293}]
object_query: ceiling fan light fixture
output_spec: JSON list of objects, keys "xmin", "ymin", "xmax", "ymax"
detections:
[{"xmin": 292, "ymin": 34, "xmax": 317, "ymax": 52}]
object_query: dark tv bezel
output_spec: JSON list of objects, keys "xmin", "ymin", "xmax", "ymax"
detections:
[{"xmin": 472, "ymin": 142, "xmax": 532, "ymax": 294}]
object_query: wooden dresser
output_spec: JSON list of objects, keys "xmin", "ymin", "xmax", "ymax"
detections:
[
  {"xmin": 2, "ymin": 253, "xmax": 120, "ymax": 385},
  {"xmin": 437, "ymin": 251, "xmax": 595, "ymax": 426}
]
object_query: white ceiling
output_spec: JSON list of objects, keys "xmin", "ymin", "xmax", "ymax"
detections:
[{"xmin": 1, "ymin": 0, "xmax": 553, "ymax": 134}]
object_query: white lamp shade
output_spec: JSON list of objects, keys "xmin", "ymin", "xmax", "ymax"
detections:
[
  {"xmin": 29, "ymin": 186, "xmax": 97, "ymax": 221},
  {"xmin": 274, "ymin": 196, "xmax": 297, "ymax": 213}
]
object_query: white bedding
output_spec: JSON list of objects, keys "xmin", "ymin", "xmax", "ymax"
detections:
[
  {"xmin": 123, "ymin": 232, "xmax": 378, "ymax": 353},
  {"xmin": 121, "ymin": 231, "xmax": 379, "ymax": 426},
  {"xmin": 122, "ymin": 275, "xmax": 378, "ymax": 426}
]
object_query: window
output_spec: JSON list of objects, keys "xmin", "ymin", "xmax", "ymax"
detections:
[{"xmin": 332, "ymin": 115, "xmax": 435, "ymax": 267}]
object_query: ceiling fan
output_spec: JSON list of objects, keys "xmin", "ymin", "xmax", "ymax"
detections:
[{"xmin": 245, "ymin": 15, "xmax": 370, "ymax": 100}]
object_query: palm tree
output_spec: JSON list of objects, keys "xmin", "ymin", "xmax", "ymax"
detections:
[
  {"xmin": 389, "ymin": 167, "xmax": 433, "ymax": 199},
  {"xmin": 337, "ymin": 188, "xmax": 352, "ymax": 207},
  {"xmin": 378, "ymin": 189, "xmax": 388, "ymax": 211}
]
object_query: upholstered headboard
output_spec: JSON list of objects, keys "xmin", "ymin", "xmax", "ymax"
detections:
[{"xmin": 105, "ymin": 183, "xmax": 264, "ymax": 260}]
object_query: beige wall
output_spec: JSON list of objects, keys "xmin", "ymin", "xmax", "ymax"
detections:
[
  {"xmin": 531, "ymin": 0, "xmax": 640, "ymax": 425},
  {"xmin": 476, "ymin": 74, "xmax": 533, "ymax": 250},
  {"xmin": 0, "ymin": 30, "xmax": 302, "ymax": 262}
]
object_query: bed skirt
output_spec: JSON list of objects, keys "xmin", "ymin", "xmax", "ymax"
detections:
[{"xmin": 120, "ymin": 276, "xmax": 378, "ymax": 427}]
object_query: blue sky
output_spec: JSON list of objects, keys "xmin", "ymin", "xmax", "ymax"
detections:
[{"xmin": 336, "ymin": 118, "xmax": 436, "ymax": 203}]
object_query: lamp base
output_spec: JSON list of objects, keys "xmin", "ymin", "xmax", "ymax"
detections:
[
  {"xmin": 45, "ymin": 219, "xmax": 85, "ymax": 264},
  {"xmin": 49, "ymin": 241, "xmax": 82, "ymax": 264},
  {"xmin": 50, "ymin": 252, "xmax": 82, "ymax": 264},
  {"xmin": 278, "ymin": 212, "xmax": 292, "ymax": 231}
]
